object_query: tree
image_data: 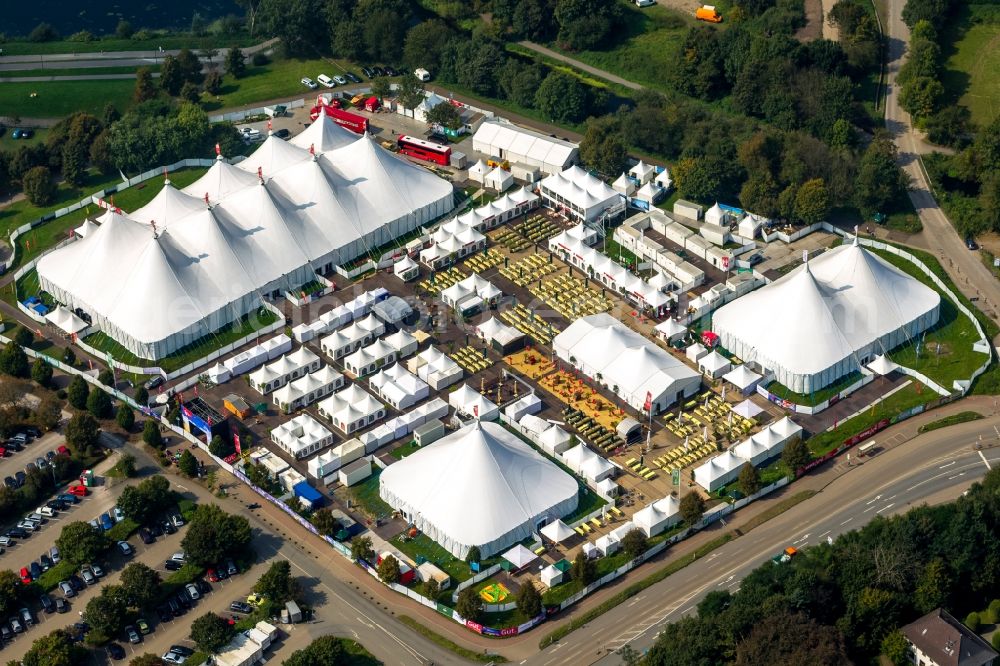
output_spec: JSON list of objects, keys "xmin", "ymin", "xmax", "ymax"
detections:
[
  {"xmin": 679, "ymin": 492, "xmax": 706, "ymax": 526},
  {"xmin": 129, "ymin": 655, "xmax": 168, "ymax": 666},
  {"xmin": 225, "ymin": 47, "xmax": 246, "ymax": 79},
  {"xmin": 465, "ymin": 545, "xmax": 481, "ymax": 565},
  {"xmin": 209, "ymin": 435, "xmax": 233, "ymax": 458},
  {"xmin": 28, "ymin": 22, "xmax": 59, "ymax": 42},
  {"xmin": 900, "ymin": 76, "xmax": 945, "ymax": 121},
  {"xmin": 455, "ymin": 587, "xmax": 483, "ymax": 622},
  {"xmin": 554, "ymin": 0, "xmax": 622, "ymax": 50},
  {"xmin": 0, "ymin": 568, "xmax": 22, "ymax": 616},
  {"xmin": 351, "ymin": 536, "xmax": 374, "ymax": 563},
  {"xmin": 204, "ymin": 70, "xmax": 223, "ymax": 95},
  {"xmin": 182, "ymin": 504, "xmax": 252, "ymax": 566},
  {"xmin": 312, "ymin": 508, "xmax": 340, "ymax": 537},
  {"xmin": 120, "ymin": 562, "xmax": 162, "ymax": 608},
  {"xmin": 65, "ymin": 412, "xmax": 100, "ymax": 454},
  {"xmin": 179, "ymin": 81, "xmax": 201, "ymax": 104},
  {"xmin": 178, "ymin": 449, "xmax": 198, "ymax": 477},
  {"xmin": 34, "ymin": 394, "xmax": 62, "ymax": 431},
  {"xmin": 403, "ymin": 19, "xmax": 453, "ymax": 72},
  {"xmin": 966, "ymin": 611, "xmax": 982, "ymax": 632},
  {"xmin": 160, "ymin": 56, "xmax": 184, "ymax": 96},
  {"xmin": 143, "ymin": 419, "xmax": 163, "ymax": 449},
  {"xmin": 12, "ymin": 326, "xmax": 34, "ymax": 347},
  {"xmin": 116, "ymin": 19, "xmax": 134, "ymax": 38},
  {"xmin": 56, "ymin": 521, "xmax": 111, "ymax": 565},
  {"xmin": 134, "ymin": 67, "xmax": 158, "ymax": 103},
  {"xmin": 30, "ymin": 358, "xmax": 53, "ymax": 387},
  {"xmin": 914, "ymin": 558, "xmax": 951, "ymax": 613},
  {"xmin": 396, "ymin": 75, "xmax": 426, "ymax": 112},
  {"xmin": 734, "ymin": 610, "xmax": 851, "ymax": 665},
  {"xmin": 370, "ymin": 77, "xmax": 393, "ymax": 101},
  {"xmin": 571, "ymin": 549, "xmax": 596, "ymax": 584},
  {"xmin": 84, "ymin": 584, "xmax": 129, "ymax": 636},
  {"xmin": 0, "ymin": 342, "xmax": 29, "ymax": 378},
  {"xmin": 86, "ymin": 387, "xmax": 113, "ymax": 419},
  {"xmin": 255, "ymin": 560, "xmax": 298, "ymax": 604},
  {"xmin": 377, "ymin": 554, "xmax": 402, "ymax": 584},
  {"xmin": 134, "ymin": 385, "xmax": 149, "ymax": 405},
  {"xmin": 190, "ymin": 612, "xmax": 236, "ymax": 654},
  {"xmin": 21, "ymin": 629, "xmax": 81, "ymax": 666},
  {"xmin": 284, "ymin": 636, "xmax": 348, "ymax": 666},
  {"xmin": 425, "ymin": 101, "xmax": 463, "ymax": 130},
  {"xmin": 794, "ymin": 178, "xmax": 830, "ymax": 224},
  {"xmin": 535, "ymin": 72, "xmax": 589, "ymax": 124},
  {"xmin": 22, "ymin": 166, "xmax": 55, "ymax": 206},
  {"xmin": 117, "ymin": 405, "xmax": 135, "ymax": 431},
  {"xmin": 67, "ymin": 375, "xmax": 89, "ymax": 409},
  {"xmin": 516, "ymin": 580, "xmax": 542, "ymax": 618},
  {"xmin": 781, "ymin": 437, "xmax": 810, "ymax": 473},
  {"xmin": 855, "ymin": 135, "xmax": 910, "ymax": 216},
  {"xmin": 882, "ymin": 630, "xmax": 911, "ymax": 666},
  {"xmin": 738, "ymin": 463, "xmax": 761, "ymax": 496},
  {"xmin": 621, "ymin": 528, "xmax": 648, "ymax": 559},
  {"xmin": 117, "ymin": 453, "xmax": 138, "ymax": 477},
  {"xmin": 579, "ymin": 116, "xmax": 628, "ymax": 177},
  {"xmin": 62, "ymin": 347, "xmax": 76, "ymax": 367},
  {"xmin": 740, "ymin": 172, "xmax": 780, "ymax": 218}
]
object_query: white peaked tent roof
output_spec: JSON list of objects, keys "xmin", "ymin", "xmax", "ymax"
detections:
[
  {"xmin": 131, "ymin": 180, "xmax": 207, "ymax": 230},
  {"xmin": 612, "ymin": 172, "xmax": 635, "ymax": 195},
  {"xmin": 184, "ymin": 157, "xmax": 261, "ymax": 203},
  {"xmin": 502, "ymin": 544, "xmax": 537, "ymax": 568},
  {"xmin": 419, "ymin": 92, "xmax": 448, "ymax": 111},
  {"xmin": 468, "ymin": 159, "xmax": 489, "ymax": 178},
  {"xmin": 540, "ymin": 519, "xmax": 575, "ymax": 543},
  {"xmin": 74, "ymin": 219, "xmax": 99, "ymax": 238},
  {"xmin": 629, "ymin": 160, "xmax": 654, "ymax": 180},
  {"xmin": 237, "ymin": 134, "xmax": 311, "ymax": 178},
  {"xmin": 539, "ymin": 425, "xmax": 571, "ymax": 447},
  {"xmin": 45, "ymin": 305, "xmax": 88, "ymax": 334},
  {"xmin": 724, "ymin": 364, "xmax": 762, "ymax": 390},
  {"xmin": 705, "ymin": 202, "xmax": 724, "ymax": 225},
  {"xmin": 290, "ymin": 112, "xmax": 358, "ymax": 152},
  {"xmin": 700, "ymin": 350, "xmax": 730, "ymax": 373},
  {"xmin": 379, "ymin": 421, "xmax": 578, "ymax": 558},
  {"xmin": 733, "ymin": 399, "xmax": 764, "ymax": 418},
  {"xmin": 655, "ymin": 318, "xmax": 687, "ymax": 338},
  {"xmin": 867, "ymin": 354, "xmax": 899, "ymax": 375},
  {"xmin": 636, "ymin": 182, "xmax": 660, "ymax": 200},
  {"xmin": 713, "ymin": 243, "xmax": 940, "ymax": 377}
]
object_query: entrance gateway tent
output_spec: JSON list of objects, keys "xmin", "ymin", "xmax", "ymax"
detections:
[
  {"xmin": 379, "ymin": 421, "xmax": 579, "ymax": 558},
  {"xmin": 37, "ymin": 113, "xmax": 455, "ymax": 361}
]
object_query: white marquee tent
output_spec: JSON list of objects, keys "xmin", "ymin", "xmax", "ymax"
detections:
[
  {"xmin": 45, "ymin": 306, "xmax": 88, "ymax": 334},
  {"xmin": 713, "ymin": 242, "xmax": 941, "ymax": 393},
  {"xmin": 539, "ymin": 165, "xmax": 624, "ymax": 223},
  {"xmin": 633, "ymin": 496, "xmax": 680, "ymax": 537},
  {"xmin": 723, "ymin": 364, "xmax": 763, "ymax": 394},
  {"xmin": 472, "ymin": 121, "xmax": 579, "ymax": 176},
  {"xmin": 379, "ymin": 421, "xmax": 579, "ymax": 558},
  {"xmin": 540, "ymin": 519, "xmax": 575, "ymax": 543},
  {"xmin": 448, "ymin": 383, "xmax": 499, "ymax": 421},
  {"xmin": 553, "ymin": 313, "xmax": 701, "ymax": 414},
  {"xmin": 38, "ymin": 120, "xmax": 454, "ymax": 360},
  {"xmin": 560, "ymin": 443, "xmax": 614, "ymax": 482}
]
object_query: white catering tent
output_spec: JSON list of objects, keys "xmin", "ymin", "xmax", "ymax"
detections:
[
  {"xmin": 723, "ymin": 364, "xmax": 763, "ymax": 395},
  {"xmin": 553, "ymin": 313, "xmax": 701, "ymax": 414},
  {"xmin": 713, "ymin": 241, "xmax": 941, "ymax": 394},
  {"xmin": 406, "ymin": 346, "xmax": 463, "ymax": 390},
  {"xmin": 448, "ymin": 383, "xmax": 499, "ymax": 421},
  {"xmin": 633, "ymin": 496, "xmax": 681, "ymax": 538},
  {"xmin": 540, "ymin": 519, "xmax": 576, "ymax": 544},
  {"xmin": 629, "ymin": 160, "xmax": 656, "ymax": 185},
  {"xmin": 393, "ymin": 254, "xmax": 420, "ymax": 282},
  {"xmin": 270, "ymin": 413, "xmax": 335, "ymax": 459},
  {"xmin": 320, "ymin": 314, "xmax": 385, "ymax": 360},
  {"xmin": 502, "ymin": 544, "xmax": 537, "ymax": 569},
  {"xmin": 539, "ymin": 426, "xmax": 573, "ymax": 455},
  {"xmin": 560, "ymin": 443, "xmax": 614, "ymax": 482},
  {"xmin": 379, "ymin": 421, "xmax": 579, "ymax": 558},
  {"xmin": 612, "ymin": 172, "xmax": 636, "ymax": 197},
  {"xmin": 317, "ymin": 384, "xmax": 386, "ymax": 434},
  {"xmin": 484, "ymin": 167, "xmax": 514, "ymax": 192},
  {"xmin": 343, "ymin": 338, "xmax": 398, "ymax": 378},
  {"xmin": 38, "ymin": 127, "xmax": 453, "ymax": 361},
  {"xmin": 654, "ymin": 319, "xmax": 687, "ymax": 344},
  {"xmin": 472, "ymin": 120, "xmax": 579, "ymax": 176},
  {"xmin": 440, "ymin": 273, "xmax": 502, "ymax": 310},
  {"xmin": 699, "ymin": 351, "xmax": 732, "ymax": 378},
  {"xmin": 271, "ymin": 365, "xmax": 344, "ymax": 413},
  {"xmin": 732, "ymin": 398, "xmax": 764, "ymax": 419},
  {"xmin": 249, "ymin": 347, "xmax": 321, "ymax": 394},
  {"xmin": 369, "ymin": 363, "xmax": 429, "ymax": 410},
  {"xmin": 467, "ymin": 159, "xmax": 489, "ymax": 184},
  {"xmin": 45, "ymin": 306, "xmax": 88, "ymax": 334},
  {"xmin": 539, "ymin": 165, "xmax": 624, "ymax": 223},
  {"xmin": 695, "ymin": 417, "xmax": 802, "ymax": 491},
  {"xmin": 693, "ymin": 450, "xmax": 746, "ymax": 492}
]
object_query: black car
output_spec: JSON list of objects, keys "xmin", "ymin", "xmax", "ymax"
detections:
[
  {"xmin": 195, "ymin": 579, "xmax": 211, "ymax": 595},
  {"xmin": 166, "ymin": 598, "xmax": 181, "ymax": 617},
  {"xmin": 165, "ymin": 559, "xmax": 182, "ymax": 572},
  {"xmin": 373, "ymin": 66, "xmax": 386, "ymax": 77},
  {"xmin": 5, "ymin": 440, "xmax": 22, "ymax": 452},
  {"xmin": 138, "ymin": 527, "xmax": 154, "ymax": 544},
  {"xmin": 156, "ymin": 605, "xmax": 173, "ymax": 623},
  {"xmin": 144, "ymin": 376, "xmax": 165, "ymax": 390},
  {"xmin": 229, "ymin": 601, "xmax": 253, "ymax": 614},
  {"xmin": 14, "ymin": 471, "xmax": 26, "ymax": 487},
  {"xmin": 46, "ymin": 499, "xmax": 63, "ymax": 510},
  {"xmin": 966, "ymin": 236, "xmax": 979, "ymax": 250},
  {"xmin": 45, "ymin": 450, "xmax": 56, "ymax": 461},
  {"xmin": 2, "ymin": 477, "xmax": 15, "ymax": 490},
  {"xmin": 39, "ymin": 594, "xmax": 55, "ymax": 614},
  {"xmin": 149, "ymin": 523, "xmax": 163, "ymax": 538},
  {"xmin": 361, "ymin": 66, "xmax": 374, "ymax": 78},
  {"xmin": 162, "ymin": 520, "xmax": 177, "ymax": 535},
  {"xmin": 29, "ymin": 562, "xmax": 42, "ymax": 579},
  {"xmin": 55, "ymin": 597, "xmax": 68, "ymax": 613},
  {"xmin": 40, "ymin": 554, "xmax": 53, "ymax": 570},
  {"xmin": 384, "ymin": 65, "xmax": 399, "ymax": 76},
  {"xmin": 68, "ymin": 574, "xmax": 85, "ymax": 591},
  {"xmin": 170, "ymin": 646, "xmax": 195, "ymax": 657},
  {"xmin": 345, "ymin": 71, "xmax": 361, "ymax": 83},
  {"xmin": 175, "ymin": 592, "xmax": 191, "ymax": 610},
  {"xmin": 6, "ymin": 528, "xmax": 28, "ymax": 539},
  {"xmin": 1, "ymin": 624, "xmax": 12, "ymax": 642},
  {"xmin": 273, "ymin": 128, "xmax": 291, "ymax": 140},
  {"xmin": 107, "ymin": 642, "xmax": 126, "ymax": 660}
]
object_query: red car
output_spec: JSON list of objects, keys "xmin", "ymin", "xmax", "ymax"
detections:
[
  {"xmin": 57, "ymin": 445, "xmax": 70, "ymax": 456},
  {"xmin": 68, "ymin": 484, "xmax": 88, "ymax": 497},
  {"xmin": 20, "ymin": 567, "xmax": 32, "ymax": 584},
  {"xmin": 207, "ymin": 569, "xmax": 220, "ymax": 583},
  {"xmin": 0, "ymin": 446, "xmax": 7, "ymax": 457}
]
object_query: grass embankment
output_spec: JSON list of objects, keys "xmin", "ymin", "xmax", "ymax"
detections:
[
  {"xmin": 918, "ymin": 410, "xmax": 984, "ymax": 433},
  {"xmin": 0, "ymin": 79, "xmax": 135, "ymax": 118},
  {"xmin": 766, "ymin": 371, "xmax": 864, "ymax": 407},
  {"xmin": 398, "ymin": 615, "xmax": 508, "ymax": 663},
  {"xmin": 200, "ymin": 56, "xmax": 365, "ymax": 110},
  {"xmin": 0, "ymin": 66, "xmax": 161, "ymax": 78},
  {"xmin": 0, "ymin": 34, "xmax": 256, "ymax": 56},
  {"xmin": 735, "ymin": 490, "xmax": 817, "ymax": 533},
  {"xmin": 939, "ymin": 3, "xmax": 1000, "ymax": 126}
]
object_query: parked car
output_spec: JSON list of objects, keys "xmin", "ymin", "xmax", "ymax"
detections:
[
  {"xmin": 125, "ymin": 625, "xmax": 141, "ymax": 644},
  {"xmin": 170, "ymin": 645, "xmax": 194, "ymax": 657},
  {"xmin": 162, "ymin": 520, "xmax": 177, "ymax": 535},
  {"xmin": 117, "ymin": 541, "xmax": 134, "ymax": 556},
  {"xmin": 39, "ymin": 594, "xmax": 55, "ymax": 614},
  {"xmin": 68, "ymin": 574, "xmax": 85, "ymax": 591},
  {"xmin": 58, "ymin": 492, "xmax": 79, "ymax": 504},
  {"xmin": 113, "ymin": 507, "xmax": 125, "ymax": 523},
  {"xmin": 1, "ymin": 624, "xmax": 12, "ymax": 642},
  {"xmin": 19, "ymin": 567, "xmax": 31, "ymax": 584},
  {"xmin": 966, "ymin": 236, "xmax": 979, "ymax": 250},
  {"xmin": 207, "ymin": 568, "xmax": 220, "ymax": 583},
  {"xmin": 29, "ymin": 562, "xmax": 41, "ymax": 580},
  {"xmin": 107, "ymin": 642, "xmax": 126, "ymax": 660},
  {"xmin": 55, "ymin": 597, "xmax": 68, "ymax": 613},
  {"xmin": 36, "ymin": 457, "xmax": 47, "ymax": 469},
  {"xmin": 9, "ymin": 617, "xmax": 23, "ymax": 633},
  {"xmin": 136, "ymin": 618, "xmax": 151, "ymax": 634},
  {"xmin": 15, "ymin": 472, "xmax": 26, "ymax": 487},
  {"xmin": 6, "ymin": 527, "xmax": 28, "ymax": 539},
  {"xmin": 345, "ymin": 71, "xmax": 361, "ymax": 83},
  {"xmin": 156, "ymin": 605, "xmax": 173, "ymax": 622},
  {"xmin": 67, "ymin": 484, "xmax": 87, "ymax": 497},
  {"xmin": 50, "ymin": 546, "xmax": 60, "ymax": 563},
  {"xmin": 171, "ymin": 552, "xmax": 186, "ymax": 563},
  {"xmin": 16, "ymin": 521, "xmax": 35, "ymax": 532},
  {"xmin": 139, "ymin": 527, "xmax": 154, "ymax": 544},
  {"xmin": 40, "ymin": 554, "xmax": 52, "ymax": 570},
  {"xmin": 165, "ymin": 559, "xmax": 182, "ymax": 572},
  {"xmin": 373, "ymin": 66, "xmax": 386, "ymax": 77},
  {"xmin": 0, "ymin": 536, "xmax": 9, "ymax": 547},
  {"xmin": 301, "ymin": 76, "xmax": 318, "ymax": 89},
  {"xmin": 59, "ymin": 580, "xmax": 75, "ymax": 597},
  {"xmin": 361, "ymin": 66, "xmax": 374, "ymax": 78},
  {"xmin": 91, "ymin": 563, "xmax": 105, "ymax": 578},
  {"xmin": 229, "ymin": 601, "xmax": 253, "ymax": 614},
  {"xmin": 162, "ymin": 653, "xmax": 186, "ymax": 665},
  {"xmin": 3, "ymin": 477, "xmax": 15, "ymax": 490},
  {"xmin": 80, "ymin": 566, "xmax": 96, "ymax": 585},
  {"xmin": 384, "ymin": 66, "xmax": 399, "ymax": 76},
  {"xmin": 195, "ymin": 579, "xmax": 210, "ymax": 595},
  {"xmin": 225, "ymin": 559, "xmax": 238, "ymax": 576},
  {"xmin": 273, "ymin": 128, "xmax": 291, "ymax": 140},
  {"xmin": 174, "ymin": 592, "xmax": 191, "ymax": 610},
  {"xmin": 19, "ymin": 607, "xmax": 34, "ymax": 627},
  {"xmin": 144, "ymin": 376, "xmax": 164, "ymax": 390},
  {"xmin": 185, "ymin": 583, "xmax": 200, "ymax": 601},
  {"xmin": 333, "ymin": 74, "xmax": 347, "ymax": 85}
]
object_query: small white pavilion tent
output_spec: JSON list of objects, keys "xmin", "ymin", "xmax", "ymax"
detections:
[
  {"xmin": 612, "ymin": 172, "xmax": 636, "ymax": 196},
  {"xmin": 699, "ymin": 351, "xmax": 732, "ymax": 378},
  {"xmin": 560, "ymin": 443, "xmax": 614, "ymax": 482},
  {"xmin": 540, "ymin": 519, "xmax": 575, "ymax": 544},
  {"xmin": 723, "ymin": 364, "xmax": 763, "ymax": 395},
  {"xmin": 502, "ymin": 544, "xmax": 537, "ymax": 570},
  {"xmin": 867, "ymin": 355, "xmax": 899, "ymax": 375},
  {"xmin": 467, "ymin": 159, "xmax": 489, "ymax": 184},
  {"xmin": 45, "ymin": 306, "xmax": 88, "ymax": 334},
  {"xmin": 654, "ymin": 319, "xmax": 687, "ymax": 344},
  {"xmin": 693, "ymin": 450, "xmax": 746, "ymax": 492},
  {"xmin": 448, "ymin": 383, "xmax": 499, "ymax": 421},
  {"xmin": 539, "ymin": 425, "xmax": 573, "ymax": 456},
  {"xmin": 633, "ymin": 496, "xmax": 681, "ymax": 537},
  {"xmin": 485, "ymin": 167, "xmax": 514, "ymax": 192},
  {"xmin": 732, "ymin": 398, "xmax": 764, "ymax": 418}
]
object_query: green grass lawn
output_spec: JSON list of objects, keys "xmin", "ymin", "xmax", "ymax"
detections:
[
  {"xmin": 0, "ymin": 127, "xmax": 50, "ymax": 149},
  {"xmin": 766, "ymin": 371, "xmax": 865, "ymax": 407},
  {"xmin": 806, "ymin": 382, "xmax": 935, "ymax": 457},
  {"xmin": 940, "ymin": 3, "xmax": 1000, "ymax": 126},
  {"xmin": 537, "ymin": 4, "xmax": 691, "ymax": 94},
  {"xmin": 0, "ymin": 168, "xmax": 123, "ymax": 238},
  {"xmin": 82, "ymin": 307, "xmax": 278, "ymax": 371},
  {"xmin": 0, "ymin": 79, "xmax": 135, "ymax": 117},
  {"xmin": 200, "ymin": 56, "xmax": 364, "ymax": 110},
  {"xmin": 391, "ymin": 533, "xmax": 477, "ymax": 582},
  {"xmin": 0, "ymin": 66, "xmax": 160, "ymax": 78},
  {"xmin": 349, "ymin": 470, "xmax": 394, "ymax": 520},
  {"xmin": 389, "ymin": 440, "xmax": 420, "ymax": 460},
  {"xmin": 0, "ymin": 34, "xmax": 256, "ymax": 56},
  {"xmin": 917, "ymin": 410, "xmax": 983, "ymax": 433}
]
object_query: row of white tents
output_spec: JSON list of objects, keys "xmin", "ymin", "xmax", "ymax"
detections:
[{"xmin": 693, "ymin": 416, "xmax": 803, "ymax": 491}]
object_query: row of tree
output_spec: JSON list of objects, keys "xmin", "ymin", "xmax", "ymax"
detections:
[{"xmin": 641, "ymin": 466, "xmax": 1000, "ymax": 665}]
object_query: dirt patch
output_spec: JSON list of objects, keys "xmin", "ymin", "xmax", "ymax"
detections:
[
  {"xmin": 656, "ymin": 0, "xmax": 704, "ymax": 18},
  {"xmin": 820, "ymin": 0, "xmax": 840, "ymax": 41},
  {"xmin": 796, "ymin": 0, "xmax": 824, "ymax": 42}
]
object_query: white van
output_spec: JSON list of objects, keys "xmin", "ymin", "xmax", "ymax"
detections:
[
  {"xmin": 37, "ymin": 506, "xmax": 56, "ymax": 517},
  {"xmin": 414, "ymin": 68, "xmax": 431, "ymax": 82},
  {"xmin": 317, "ymin": 73, "xmax": 335, "ymax": 88}
]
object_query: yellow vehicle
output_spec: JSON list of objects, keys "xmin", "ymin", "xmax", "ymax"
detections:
[
  {"xmin": 486, "ymin": 159, "xmax": 510, "ymax": 170},
  {"xmin": 695, "ymin": 5, "xmax": 723, "ymax": 22},
  {"xmin": 246, "ymin": 593, "xmax": 266, "ymax": 607}
]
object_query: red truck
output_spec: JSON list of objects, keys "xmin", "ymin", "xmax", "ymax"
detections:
[{"xmin": 309, "ymin": 103, "xmax": 369, "ymax": 134}]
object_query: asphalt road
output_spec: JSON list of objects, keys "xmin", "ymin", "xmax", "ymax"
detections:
[
  {"xmin": 883, "ymin": 0, "xmax": 1000, "ymax": 328},
  {"xmin": 0, "ymin": 39, "xmax": 278, "ymax": 69},
  {"xmin": 528, "ymin": 415, "xmax": 1000, "ymax": 665}
]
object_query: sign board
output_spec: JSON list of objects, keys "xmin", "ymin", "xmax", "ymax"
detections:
[{"xmin": 672, "ymin": 468, "xmax": 680, "ymax": 486}]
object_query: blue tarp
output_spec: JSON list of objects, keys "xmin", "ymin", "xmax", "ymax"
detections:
[
  {"xmin": 292, "ymin": 481, "xmax": 324, "ymax": 505},
  {"xmin": 32, "ymin": 304, "xmax": 49, "ymax": 315}
]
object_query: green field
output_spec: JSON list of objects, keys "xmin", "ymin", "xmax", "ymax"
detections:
[
  {"xmin": 767, "ymin": 371, "xmax": 864, "ymax": 407},
  {"xmin": 0, "ymin": 66, "xmax": 159, "ymax": 78},
  {"xmin": 0, "ymin": 79, "xmax": 135, "ymax": 118},
  {"xmin": 0, "ymin": 127, "xmax": 50, "ymax": 148},
  {"xmin": 0, "ymin": 35, "xmax": 256, "ymax": 56},
  {"xmin": 940, "ymin": 4, "xmax": 1000, "ymax": 126}
]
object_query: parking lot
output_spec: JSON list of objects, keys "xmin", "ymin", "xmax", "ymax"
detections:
[{"xmin": 0, "ymin": 429, "xmax": 65, "ymax": 490}]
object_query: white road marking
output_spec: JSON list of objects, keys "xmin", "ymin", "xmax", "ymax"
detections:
[
  {"xmin": 979, "ymin": 450, "xmax": 992, "ymax": 470},
  {"xmin": 841, "ymin": 517, "xmax": 853, "ymax": 525},
  {"xmin": 876, "ymin": 503, "xmax": 895, "ymax": 514},
  {"xmin": 818, "ymin": 530, "xmax": 831, "ymax": 538},
  {"xmin": 939, "ymin": 461, "xmax": 956, "ymax": 469}
]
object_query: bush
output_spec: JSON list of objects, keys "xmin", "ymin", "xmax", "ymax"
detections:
[
  {"xmin": 86, "ymin": 388, "xmax": 113, "ymax": 419},
  {"xmin": 22, "ymin": 166, "xmax": 55, "ymax": 206},
  {"xmin": 67, "ymin": 30, "xmax": 95, "ymax": 42},
  {"xmin": 251, "ymin": 53, "xmax": 269, "ymax": 66},
  {"xmin": 116, "ymin": 406, "xmax": 135, "ymax": 431},
  {"xmin": 61, "ymin": 348, "xmax": 76, "ymax": 367},
  {"xmin": 989, "ymin": 600, "xmax": 1000, "ymax": 624},
  {"xmin": 31, "ymin": 358, "xmax": 53, "ymax": 387},
  {"xmin": 993, "ymin": 631, "xmax": 1000, "ymax": 652},
  {"xmin": 967, "ymin": 611, "xmax": 981, "ymax": 633},
  {"xmin": 27, "ymin": 22, "xmax": 59, "ymax": 42},
  {"xmin": 143, "ymin": 420, "xmax": 163, "ymax": 449}
]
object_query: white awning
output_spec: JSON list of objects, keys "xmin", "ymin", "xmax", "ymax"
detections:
[{"xmin": 732, "ymin": 399, "xmax": 764, "ymax": 418}]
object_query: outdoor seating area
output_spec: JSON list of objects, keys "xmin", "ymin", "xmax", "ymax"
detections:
[
  {"xmin": 504, "ymin": 349, "xmax": 556, "ymax": 380},
  {"xmin": 498, "ymin": 303, "xmax": 560, "ymax": 344},
  {"xmin": 539, "ymin": 371, "xmax": 627, "ymax": 429},
  {"xmin": 449, "ymin": 346, "xmax": 491, "ymax": 374},
  {"xmin": 529, "ymin": 274, "xmax": 614, "ymax": 319},
  {"xmin": 653, "ymin": 392, "xmax": 759, "ymax": 473},
  {"xmin": 493, "ymin": 226, "xmax": 533, "ymax": 253},
  {"xmin": 561, "ymin": 406, "xmax": 623, "ymax": 453},
  {"xmin": 463, "ymin": 248, "xmax": 506, "ymax": 274},
  {"xmin": 419, "ymin": 266, "xmax": 467, "ymax": 296},
  {"xmin": 499, "ymin": 252, "xmax": 559, "ymax": 287},
  {"xmin": 512, "ymin": 214, "xmax": 564, "ymax": 244}
]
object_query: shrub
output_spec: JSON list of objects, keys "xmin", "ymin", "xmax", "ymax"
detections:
[
  {"xmin": 251, "ymin": 53, "xmax": 269, "ymax": 66},
  {"xmin": 22, "ymin": 166, "xmax": 55, "ymax": 206},
  {"xmin": 967, "ymin": 611, "xmax": 981, "ymax": 632}
]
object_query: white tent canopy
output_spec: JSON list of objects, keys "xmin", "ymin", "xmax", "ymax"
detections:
[
  {"xmin": 540, "ymin": 519, "xmax": 575, "ymax": 543},
  {"xmin": 713, "ymin": 243, "xmax": 941, "ymax": 394},
  {"xmin": 74, "ymin": 219, "xmax": 99, "ymax": 238},
  {"xmin": 448, "ymin": 383, "xmax": 499, "ymax": 420},
  {"xmin": 867, "ymin": 354, "xmax": 899, "ymax": 375},
  {"xmin": 724, "ymin": 364, "xmax": 763, "ymax": 391},
  {"xmin": 472, "ymin": 121, "xmax": 578, "ymax": 176},
  {"xmin": 502, "ymin": 544, "xmax": 537, "ymax": 569},
  {"xmin": 732, "ymin": 399, "xmax": 764, "ymax": 418},
  {"xmin": 379, "ymin": 421, "xmax": 578, "ymax": 558},
  {"xmin": 539, "ymin": 165, "xmax": 624, "ymax": 223},
  {"xmin": 45, "ymin": 305, "xmax": 88, "ymax": 334},
  {"xmin": 699, "ymin": 351, "xmax": 732, "ymax": 378},
  {"xmin": 467, "ymin": 159, "xmax": 489, "ymax": 184}
]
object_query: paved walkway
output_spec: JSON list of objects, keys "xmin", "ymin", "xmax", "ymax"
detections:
[{"xmin": 517, "ymin": 41, "xmax": 645, "ymax": 91}]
